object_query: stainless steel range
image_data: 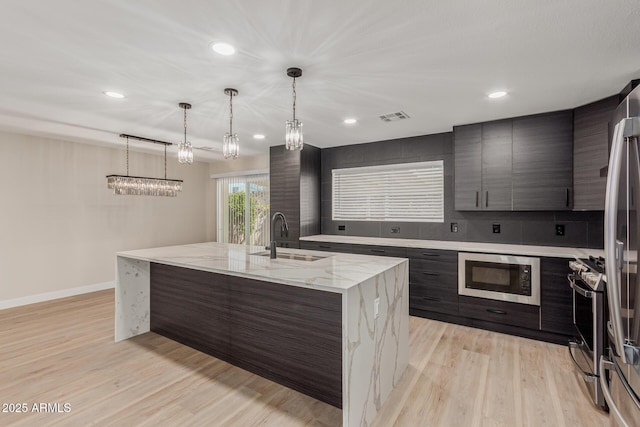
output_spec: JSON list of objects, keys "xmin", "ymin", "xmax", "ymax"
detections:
[{"xmin": 568, "ymin": 256, "xmax": 607, "ymax": 410}]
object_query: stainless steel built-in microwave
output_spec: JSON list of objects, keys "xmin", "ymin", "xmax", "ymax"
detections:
[{"xmin": 458, "ymin": 253, "xmax": 541, "ymax": 306}]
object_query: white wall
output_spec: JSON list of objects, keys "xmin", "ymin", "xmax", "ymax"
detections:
[
  {"xmin": 206, "ymin": 154, "xmax": 269, "ymax": 242},
  {"xmin": 0, "ymin": 131, "xmax": 210, "ymax": 304}
]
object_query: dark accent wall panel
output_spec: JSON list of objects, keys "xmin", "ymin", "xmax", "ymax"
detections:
[
  {"xmin": 270, "ymin": 144, "xmax": 321, "ymax": 247},
  {"xmin": 270, "ymin": 145, "xmax": 301, "ymax": 244},
  {"xmin": 300, "ymin": 145, "xmax": 321, "ymax": 237},
  {"xmin": 150, "ymin": 263, "xmax": 343, "ymax": 408}
]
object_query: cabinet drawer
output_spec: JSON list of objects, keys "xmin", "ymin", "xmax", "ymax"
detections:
[
  {"xmin": 410, "ymin": 282, "xmax": 458, "ymax": 315},
  {"xmin": 458, "ymin": 296, "xmax": 540, "ymax": 330},
  {"xmin": 349, "ymin": 244, "xmax": 407, "ymax": 258},
  {"xmin": 409, "ymin": 264, "xmax": 457, "ymax": 287},
  {"xmin": 299, "ymin": 241, "xmax": 353, "ymax": 253},
  {"xmin": 407, "ymin": 248, "xmax": 457, "ymax": 264}
]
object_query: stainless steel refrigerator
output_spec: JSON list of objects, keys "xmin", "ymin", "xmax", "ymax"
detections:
[{"xmin": 601, "ymin": 83, "xmax": 640, "ymax": 426}]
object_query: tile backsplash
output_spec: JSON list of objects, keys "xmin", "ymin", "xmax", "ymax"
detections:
[{"xmin": 321, "ymin": 132, "xmax": 603, "ymax": 248}]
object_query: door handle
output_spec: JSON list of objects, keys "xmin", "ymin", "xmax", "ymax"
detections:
[
  {"xmin": 485, "ymin": 191, "xmax": 489, "ymax": 208},
  {"xmin": 567, "ymin": 340, "xmax": 596, "ymax": 382},
  {"xmin": 567, "ymin": 274, "xmax": 594, "ymax": 298},
  {"xmin": 486, "ymin": 308, "xmax": 506, "ymax": 315},
  {"xmin": 318, "ymin": 245, "xmax": 331, "ymax": 249},
  {"xmin": 600, "ymin": 356, "xmax": 640, "ymax": 426},
  {"xmin": 566, "ymin": 188, "xmax": 570, "ymax": 207},
  {"xmin": 421, "ymin": 253, "xmax": 440, "ymax": 257},
  {"xmin": 604, "ymin": 119, "xmax": 628, "ymax": 363},
  {"xmin": 421, "ymin": 272, "xmax": 440, "ymax": 276},
  {"xmin": 421, "ymin": 296, "xmax": 441, "ymax": 302},
  {"xmin": 475, "ymin": 191, "xmax": 479, "ymax": 208},
  {"xmin": 371, "ymin": 249, "xmax": 385, "ymax": 253}
]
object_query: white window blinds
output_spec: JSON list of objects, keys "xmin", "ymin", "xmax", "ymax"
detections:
[{"xmin": 332, "ymin": 161, "xmax": 444, "ymax": 222}]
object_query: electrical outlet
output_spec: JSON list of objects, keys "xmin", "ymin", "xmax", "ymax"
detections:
[
  {"xmin": 492, "ymin": 224, "xmax": 501, "ymax": 234},
  {"xmin": 338, "ymin": 225, "xmax": 346, "ymax": 231},
  {"xmin": 555, "ymin": 224, "xmax": 565, "ymax": 236},
  {"xmin": 391, "ymin": 227, "xmax": 400, "ymax": 234},
  {"xmin": 450, "ymin": 222, "xmax": 458, "ymax": 233},
  {"xmin": 374, "ymin": 298, "xmax": 380, "ymax": 319}
]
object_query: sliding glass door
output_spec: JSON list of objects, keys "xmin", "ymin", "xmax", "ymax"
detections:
[{"xmin": 217, "ymin": 174, "xmax": 270, "ymax": 246}]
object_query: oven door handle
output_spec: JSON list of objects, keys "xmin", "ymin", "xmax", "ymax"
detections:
[
  {"xmin": 567, "ymin": 274, "xmax": 594, "ymax": 298},
  {"xmin": 567, "ymin": 340, "xmax": 597, "ymax": 383}
]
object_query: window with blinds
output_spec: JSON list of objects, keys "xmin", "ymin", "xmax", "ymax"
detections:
[
  {"xmin": 217, "ymin": 174, "xmax": 270, "ymax": 246},
  {"xmin": 332, "ymin": 161, "xmax": 444, "ymax": 222}
]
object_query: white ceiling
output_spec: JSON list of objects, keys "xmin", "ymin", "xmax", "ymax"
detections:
[{"xmin": 1, "ymin": 0, "xmax": 639, "ymax": 161}]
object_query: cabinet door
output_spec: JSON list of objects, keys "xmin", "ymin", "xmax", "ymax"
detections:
[
  {"xmin": 454, "ymin": 124, "xmax": 482, "ymax": 210},
  {"xmin": 458, "ymin": 296, "xmax": 540, "ymax": 330},
  {"xmin": 540, "ymin": 257, "xmax": 573, "ymax": 335},
  {"xmin": 573, "ymin": 96, "xmax": 618, "ymax": 210},
  {"xmin": 481, "ymin": 120, "xmax": 513, "ymax": 210},
  {"xmin": 512, "ymin": 111, "xmax": 574, "ymax": 210}
]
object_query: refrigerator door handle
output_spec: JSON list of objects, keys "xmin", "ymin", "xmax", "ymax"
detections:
[
  {"xmin": 600, "ymin": 356, "xmax": 632, "ymax": 427},
  {"xmin": 604, "ymin": 119, "xmax": 629, "ymax": 363}
]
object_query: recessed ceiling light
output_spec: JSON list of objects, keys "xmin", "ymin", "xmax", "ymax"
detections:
[
  {"xmin": 343, "ymin": 118, "xmax": 357, "ymax": 125},
  {"xmin": 211, "ymin": 42, "xmax": 236, "ymax": 56},
  {"xmin": 253, "ymin": 134, "xmax": 265, "ymax": 140},
  {"xmin": 103, "ymin": 91, "xmax": 125, "ymax": 99},
  {"xmin": 488, "ymin": 91, "xmax": 508, "ymax": 99}
]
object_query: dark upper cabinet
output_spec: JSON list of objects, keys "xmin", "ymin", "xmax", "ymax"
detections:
[
  {"xmin": 270, "ymin": 145, "xmax": 321, "ymax": 247},
  {"xmin": 512, "ymin": 110, "xmax": 574, "ymax": 210},
  {"xmin": 454, "ymin": 124, "xmax": 482, "ymax": 210},
  {"xmin": 573, "ymin": 95, "xmax": 619, "ymax": 210},
  {"xmin": 482, "ymin": 120, "xmax": 513, "ymax": 210},
  {"xmin": 454, "ymin": 120, "xmax": 512, "ymax": 211},
  {"xmin": 455, "ymin": 110, "xmax": 573, "ymax": 211}
]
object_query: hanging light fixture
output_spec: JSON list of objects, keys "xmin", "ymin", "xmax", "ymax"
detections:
[
  {"xmin": 285, "ymin": 67, "xmax": 303, "ymax": 151},
  {"xmin": 223, "ymin": 88, "xmax": 239, "ymax": 159},
  {"xmin": 106, "ymin": 134, "xmax": 183, "ymax": 197},
  {"xmin": 178, "ymin": 102, "xmax": 193, "ymax": 164}
]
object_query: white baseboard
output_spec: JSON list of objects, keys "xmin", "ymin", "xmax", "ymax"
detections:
[{"xmin": 0, "ymin": 281, "xmax": 115, "ymax": 310}]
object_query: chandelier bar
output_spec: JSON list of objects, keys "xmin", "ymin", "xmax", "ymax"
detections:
[{"xmin": 106, "ymin": 134, "xmax": 183, "ymax": 197}]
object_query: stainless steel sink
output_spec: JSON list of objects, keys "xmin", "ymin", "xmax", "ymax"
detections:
[{"xmin": 251, "ymin": 251, "xmax": 328, "ymax": 262}]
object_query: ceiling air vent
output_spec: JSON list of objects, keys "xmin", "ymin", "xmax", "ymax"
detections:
[{"xmin": 379, "ymin": 111, "xmax": 410, "ymax": 122}]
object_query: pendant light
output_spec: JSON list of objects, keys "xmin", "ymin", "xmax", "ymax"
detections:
[
  {"xmin": 285, "ymin": 67, "xmax": 303, "ymax": 151},
  {"xmin": 178, "ymin": 102, "xmax": 193, "ymax": 164},
  {"xmin": 223, "ymin": 88, "xmax": 239, "ymax": 159}
]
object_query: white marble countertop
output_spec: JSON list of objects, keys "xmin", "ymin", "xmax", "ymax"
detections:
[
  {"xmin": 300, "ymin": 235, "xmax": 605, "ymax": 259},
  {"xmin": 117, "ymin": 241, "xmax": 407, "ymax": 293}
]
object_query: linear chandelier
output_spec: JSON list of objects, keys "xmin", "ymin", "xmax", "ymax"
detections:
[{"xmin": 106, "ymin": 134, "xmax": 183, "ymax": 197}]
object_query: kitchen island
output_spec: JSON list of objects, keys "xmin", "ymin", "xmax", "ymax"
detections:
[{"xmin": 115, "ymin": 242, "xmax": 408, "ymax": 427}]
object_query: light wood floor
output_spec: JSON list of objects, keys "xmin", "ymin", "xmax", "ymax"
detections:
[{"xmin": 0, "ymin": 290, "xmax": 609, "ymax": 426}]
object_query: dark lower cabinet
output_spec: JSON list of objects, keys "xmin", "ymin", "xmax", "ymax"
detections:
[
  {"xmin": 408, "ymin": 251, "xmax": 458, "ymax": 315},
  {"xmin": 299, "ymin": 240, "xmax": 353, "ymax": 253},
  {"xmin": 540, "ymin": 257, "xmax": 574, "ymax": 335},
  {"xmin": 348, "ymin": 244, "xmax": 407, "ymax": 258},
  {"xmin": 458, "ymin": 296, "xmax": 539, "ymax": 330},
  {"xmin": 299, "ymin": 240, "xmax": 576, "ymax": 344},
  {"xmin": 150, "ymin": 263, "xmax": 343, "ymax": 408}
]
